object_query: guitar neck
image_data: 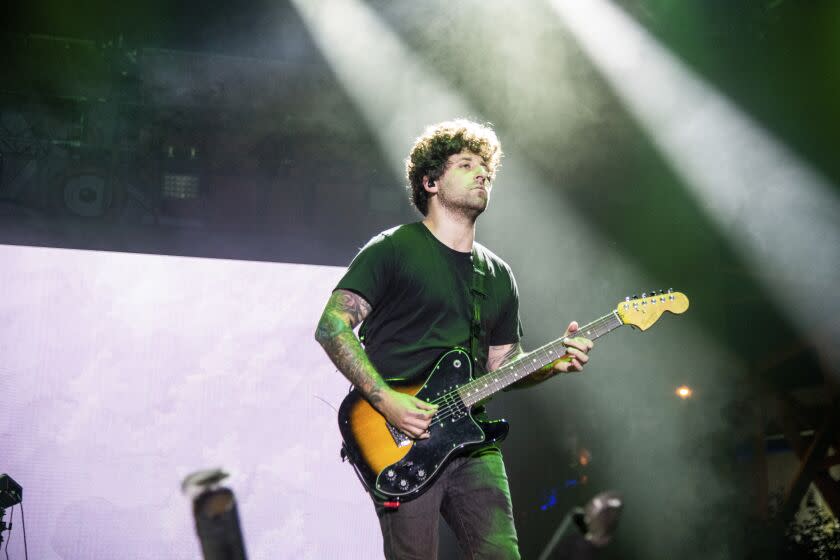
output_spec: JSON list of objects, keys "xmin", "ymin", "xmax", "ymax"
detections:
[{"xmin": 458, "ymin": 311, "xmax": 624, "ymax": 407}]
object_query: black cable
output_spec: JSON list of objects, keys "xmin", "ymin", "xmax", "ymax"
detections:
[
  {"xmin": 3, "ymin": 505, "xmax": 12, "ymax": 560},
  {"xmin": 19, "ymin": 502, "xmax": 27, "ymax": 560}
]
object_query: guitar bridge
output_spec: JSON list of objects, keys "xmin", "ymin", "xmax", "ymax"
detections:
[{"xmin": 386, "ymin": 422, "xmax": 411, "ymax": 447}]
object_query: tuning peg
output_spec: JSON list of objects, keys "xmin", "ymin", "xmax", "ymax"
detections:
[
  {"xmin": 632, "ymin": 294, "xmax": 638, "ymax": 300},
  {"xmin": 668, "ymin": 288, "xmax": 673, "ymax": 293},
  {"xmin": 625, "ymin": 296, "xmax": 630, "ymax": 302}
]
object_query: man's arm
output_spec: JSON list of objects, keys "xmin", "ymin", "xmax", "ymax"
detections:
[
  {"xmin": 487, "ymin": 341, "xmax": 552, "ymax": 390},
  {"xmin": 486, "ymin": 341, "xmax": 525, "ymax": 373},
  {"xmin": 487, "ymin": 322, "xmax": 593, "ymax": 390},
  {"xmin": 314, "ymin": 289, "xmax": 386, "ymax": 404},
  {"xmin": 314, "ymin": 289, "xmax": 437, "ymax": 438}
]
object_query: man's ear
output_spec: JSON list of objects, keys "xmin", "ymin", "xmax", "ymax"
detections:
[{"xmin": 423, "ymin": 176, "xmax": 438, "ymax": 193}]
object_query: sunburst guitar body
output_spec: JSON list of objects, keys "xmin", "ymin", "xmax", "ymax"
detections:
[{"xmin": 338, "ymin": 347, "xmax": 508, "ymax": 502}]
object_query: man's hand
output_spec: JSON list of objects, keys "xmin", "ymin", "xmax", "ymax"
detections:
[
  {"xmin": 375, "ymin": 389, "xmax": 438, "ymax": 440},
  {"xmin": 550, "ymin": 321, "xmax": 594, "ymax": 374},
  {"xmin": 501, "ymin": 321, "xmax": 596, "ymax": 390}
]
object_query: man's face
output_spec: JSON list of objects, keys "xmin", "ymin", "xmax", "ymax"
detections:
[{"xmin": 429, "ymin": 150, "xmax": 492, "ymax": 219}]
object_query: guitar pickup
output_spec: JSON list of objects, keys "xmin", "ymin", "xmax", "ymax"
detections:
[{"xmin": 386, "ymin": 422, "xmax": 412, "ymax": 447}]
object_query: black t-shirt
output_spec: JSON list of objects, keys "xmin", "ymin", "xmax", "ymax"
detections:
[{"xmin": 335, "ymin": 222, "xmax": 523, "ymax": 383}]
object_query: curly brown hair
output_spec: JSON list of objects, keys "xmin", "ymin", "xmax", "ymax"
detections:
[{"xmin": 405, "ymin": 119, "xmax": 503, "ymax": 215}]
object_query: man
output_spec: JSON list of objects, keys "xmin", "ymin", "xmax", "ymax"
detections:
[{"xmin": 315, "ymin": 119, "xmax": 593, "ymax": 559}]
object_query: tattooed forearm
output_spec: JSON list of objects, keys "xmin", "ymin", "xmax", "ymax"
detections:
[
  {"xmin": 315, "ymin": 290, "xmax": 387, "ymax": 404},
  {"xmin": 488, "ymin": 342, "xmax": 537, "ymax": 392},
  {"xmin": 315, "ymin": 289, "xmax": 371, "ymax": 339},
  {"xmin": 319, "ymin": 331, "xmax": 388, "ymax": 403},
  {"xmin": 524, "ymin": 363, "xmax": 557, "ymax": 384},
  {"xmin": 486, "ymin": 342, "xmax": 524, "ymax": 372},
  {"xmin": 489, "ymin": 341, "xmax": 558, "ymax": 391}
]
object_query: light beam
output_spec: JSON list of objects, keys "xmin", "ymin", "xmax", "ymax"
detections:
[{"xmin": 550, "ymin": 0, "xmax": 840, "ymax": 377}]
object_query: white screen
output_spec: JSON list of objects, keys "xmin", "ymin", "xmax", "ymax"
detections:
[{"xmin": 0, "ymin": 244, "xmax": 381, "ymax": 559}]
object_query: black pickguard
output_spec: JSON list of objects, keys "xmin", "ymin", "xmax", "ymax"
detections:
[{"xmin": 338, "ymin": 348, "xmax": 509, "ymax": 502}]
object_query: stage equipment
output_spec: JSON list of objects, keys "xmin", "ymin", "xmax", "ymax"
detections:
[
  {"xmin": 0, "ymin": 474, "xmax": 22, "ymax": 508},
  {"xmin": 182, "ymin": 468, "xmax": 248, "ymax": 560},
  {"xmin": 0, "ymin": 474, "xmax": 23, "ymax": 550},
  {"xmin": 161, "ymin": 136, "xmax": 202, "ymax": 201},
  {"xmin": 538, "ymin": 490, "xmax": 624, "ymax": 560},
  {"xmin": 162, "ymin": 173, "xmax": 200, "ymax": 200},
  {"xmin": 57, "ymin": 169, "xmax": 121, "ymax": 218}
]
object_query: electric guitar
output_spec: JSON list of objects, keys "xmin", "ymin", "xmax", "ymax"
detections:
[{"xmin": 338, "ymin": 291, "xmax": 689, "ymax": 503}]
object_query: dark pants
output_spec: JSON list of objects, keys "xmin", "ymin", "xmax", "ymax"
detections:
[{"xmin": 374, "ymin": 446, "xmax": 520, "ymax": 560}]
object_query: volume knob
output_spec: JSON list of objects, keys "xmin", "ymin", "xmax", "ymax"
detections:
[{"xmin": 386, "ymin": 469, "xmax": 396, "ymax": 479}]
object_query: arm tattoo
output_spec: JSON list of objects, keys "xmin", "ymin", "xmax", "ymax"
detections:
[
  {"xmin": 489, "ymin": 341, "xmax": 557, "ymax": 390},
  {"xmin": 314, "ymin": 290, "xmax": 387, "ymax": 404},
  {"xmin": 315, "ymin": 289, "xmax": 371, "ymax": 338},
  {"xmin": 486, "ymin": 342, "xmax": 523, "ymax": 372}
]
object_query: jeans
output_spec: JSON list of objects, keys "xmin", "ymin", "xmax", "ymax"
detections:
[{"xmin": 374, "ymin": 446, "xmax": 520, "ymax": 560}]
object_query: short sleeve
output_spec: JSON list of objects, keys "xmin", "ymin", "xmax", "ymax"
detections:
[
  {"xmin": 334, "ymin": 233, "xmax": 394, "ymax": 308},
  {"xmin": 489, "ymin": 267, "xmax": 524, "ymax": 346}
]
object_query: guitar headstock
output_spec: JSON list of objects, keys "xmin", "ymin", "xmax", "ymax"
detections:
[{"xmin": 616, "ymin": 289, "xmax": 689, "ymax": 331}]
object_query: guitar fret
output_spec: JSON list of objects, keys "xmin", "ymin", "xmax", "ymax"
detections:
[{"xmin": 459, "ymin": 312, "xmax": 625, "ymax": 407}]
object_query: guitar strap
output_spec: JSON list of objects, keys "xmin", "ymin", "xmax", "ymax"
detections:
[{"xmin": 469, "ymin": 247, "xmax": 489, "ymax": 377}]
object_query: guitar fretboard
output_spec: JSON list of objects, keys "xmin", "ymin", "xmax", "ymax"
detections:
[{"xmin": 457, "ymin": 311, "xmax": 624, "ymax": 407}]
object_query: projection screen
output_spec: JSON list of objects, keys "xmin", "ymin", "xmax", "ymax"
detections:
[{"xmin": 0, "ymin": 243, "xmax": 381, "ymax": 559}]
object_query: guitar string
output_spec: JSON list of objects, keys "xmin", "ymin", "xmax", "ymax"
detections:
[
  {"xmin": 418, "ymin": 297, "xmax": 677, "ymax": 430},
  {"xmin": 428, "ymin": 312, "xmax": 618, "ymax": 409},
  {"xmin": 425, "ymin": 314, "xmax": 622, "ymax": 428},
  {"xmin": 433, "ymin": 312, "xmax": 629, "ymax": 427},
  {"xmin": 427, "ymin": 357, "xmax": 575, "ymax": 428}
]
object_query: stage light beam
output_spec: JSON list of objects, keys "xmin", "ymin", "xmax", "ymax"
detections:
[
  {"xmin": 550, "ymin": 0, "xmax": 840, "ymax": 377},
  {"xmin": 288, "ymin": 0, "xmax": 653, "ymax": 299},
  {"xmin": 289, "ymin": 0, "xmax": 471, "ymax": 178}
]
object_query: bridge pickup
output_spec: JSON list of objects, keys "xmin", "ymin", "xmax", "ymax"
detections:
[{"xmin": 386, "ymin": 422, "xmax": 411, "ymax": 447}]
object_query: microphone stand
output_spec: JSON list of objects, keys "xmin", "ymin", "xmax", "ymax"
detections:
[
  {"xmin": 537, "ymin": 507, "xmax": 586, "ymax": 560},
  {"xmin": 538, "ymin": 490, "xmax": 624, "ymax": 560}
]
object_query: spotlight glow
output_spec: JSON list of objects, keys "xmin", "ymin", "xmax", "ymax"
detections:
[
  {"xmin": 578, "ymin": 448, "xmax": 592, "ymax": 466},
  {"xmin": 290, "ymin": 0, "xmax": 655, "ymax": 300},
  {"xmin": 676, "ymin": 385, "xmax": 693, "ymax": 400},
  {"xmin": 289, "ymin": 0, "xmax": 471, "ymax": 178},
  {"xmin": 550, "ymin": 0, "xmax": 840, "ymax": 377}
]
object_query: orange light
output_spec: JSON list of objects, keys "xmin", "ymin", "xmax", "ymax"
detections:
[
  {"xmin": 578, "ymin": 448, "xmax": 591, "ymax": 466},
  {"xmin": 676, "ymin": 385, "xmax": 693, "ymax": 399}
]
